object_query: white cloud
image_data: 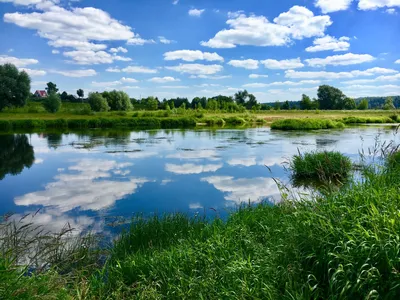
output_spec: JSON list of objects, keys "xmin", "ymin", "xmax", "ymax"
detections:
[
  {"xmin": 358, "ymin": 0, "xmax": 400, "ymax": 10},
  {"xmin": 261, "ymin": 58, "xmax": 304, "ymax": 69},
  {"xmin": 48, "ymin": 39, "xmax": 107, "ymax": 51},
  {"xmin": 165, "ymin": 63, "xmax": 223, "ymax": 75},
  {"xmin": 4, "ymin": 6, "xmax": 135, "ymax": 53},
  {"xmin": 167, "ymin": 149, "xmax": 220, "ymax": 161},
  {"xmin": 91, "ymin": 80, "xmax": 122, "ymax": 87},
  {"xmin": 341, "ymin": 73, "xmax": 400, "ymax": 84},
  {"xmin": 285, "ymin": 67, "xmax": 397, "ymax": 79},
  {"xmin": 227, "ymin": 158, "xmax": 257, "ymax": 167},
  {"xmin": 396, "ymin": 59, "xmax": 400, "ymax": 64},
  {"xmin": 164, "ymin": 50, "xmax": 224, "ymax": 62},
  {"xmin": 107, "ymin": 66, "xmax": 158, "ymax": 74},
  {"xmin": 172, "ymin": 0, "xmax": 179, "ymax": 5},
  {"xmin": 51, "ymin": 69, "xmax": 97, "ymax": 77},
  {"xmin": 201, "ymin": 6, "xmax": 331, "ymax": 48},
  {"xmin": 190, "ymin": 75, "xmax": 232, "ymax": 80},
  {"xmin": 19, "ymin": 68, "xmax": 46, "ymax": 76},
  {"xmin": 201, "ymin": 176, "xmax": 280, "ymax": 204},
  {"xmin": 306, "ymin": 35, "xmax": 350, "ymax": 52},
  {"xmin": 165, "ymin": 163, "xmax": 222, "ymax": 174},
  {"xmin": 386, "ymin": 8, "xmax": 397, "ymax": 13},
  {"xmin": 189, "ymin": 8, "xmax": 205, "ymax": 17},
  {"xmin": 305, "ymin": 53, "xmax": 375, "ymax": 67},
  {"xmin": 14, "ymin": 159, "xmax": 148, "ymax": 213},
  {"xmin": 63, "ymin": 50, "xmax": 131, "ymax": 65},
  {"xmin": 228, "ymin": 59, "xmax": 259, "ymax": 69},
  {"xmin": 121, "ymin": 77, "xmax": 138, "ymax": 83},
  {"xmin": 51, "ymin": 49, "xmax": 59, "ymax": 54},
  {"xmin": 126, "ymin": 34, "xmax": 156, "ymax": 46},
  {"xmin": 243, "ymin": 80, "xmax": 320, "ymax": 88},
  {"xmin": 0, "ymin": 55, "xmax": 38, "ymax": 67},
  {"xmin": 315, "ymin": 0, "xmax": 354, "ymax": 13},
  {"xmin": 110, "ymin": 47, "xmax": 128, "ymax": 53},
  {"xmin": 249, "ymin": 74, "xmax": 269, "ymax": 79},
  {"xmin": 160, "ymin": 86, "xmax": 188, "ymax": 89},
  {"xmin": 158, "ymin": 36, "xmax": 175, "ymax": 44},
  {"xmin": 148, "ymin": 76, "xmax": 180, "ymax": 83}
]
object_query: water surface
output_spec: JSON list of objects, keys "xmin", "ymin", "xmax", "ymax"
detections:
[{"xmin": 0, "ymin": 126, "xmax": 398, "ymax": 236}]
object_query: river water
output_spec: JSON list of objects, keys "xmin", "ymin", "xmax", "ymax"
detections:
[{"xmin": 0, "ymin": 126, "xmax": 398, "ymax": 236}]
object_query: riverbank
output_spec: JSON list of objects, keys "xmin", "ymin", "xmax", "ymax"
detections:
[
  {"xmin": 0, "ymin": 109, "xmax": 397, "ymax": 131},
  {"xmin": 1, "ymin": 148, "xmax": 400, "ymax": 299}
]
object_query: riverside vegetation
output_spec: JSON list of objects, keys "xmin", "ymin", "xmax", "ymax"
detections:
[{"xmin": 1, "ymin": 143, "xmax": 400, "ymax": 299}]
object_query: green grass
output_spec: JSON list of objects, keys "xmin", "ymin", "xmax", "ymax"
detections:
[
  {"xmin": 271, "ymin": 118, "xmax": 345, "ymax": 130},
  {"xmin": 341, "ymin": 116, "xmax": 395, "ymax": 124},
  {"xmin": 290, "ymin": 151, "xmax": 353, "ymax": 182},
  {"xmin": 2, "ymin": 149, "xmax": 400, "ymax": 299}
]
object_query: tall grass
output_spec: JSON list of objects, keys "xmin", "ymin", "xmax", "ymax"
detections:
[
  {"xmin": 341, "ymin": 116, "xmax": 395, "ymax": 124},
  {"xmin": 271, "ymin": 118, "xmax": 345, "ymax": 130}
]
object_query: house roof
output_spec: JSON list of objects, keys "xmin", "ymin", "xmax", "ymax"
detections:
[{"xmin": 35, "ymin": 90, "xmax": 48, "ymax": 97}]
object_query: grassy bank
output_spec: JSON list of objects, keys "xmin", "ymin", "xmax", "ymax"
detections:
[
  {"xmin": 271, "ymin": 118, "xmax": 345, "ymax": 130},
  {"xmin": 2, "ymin": 150, "xmax": 400, "ymax": 299}
]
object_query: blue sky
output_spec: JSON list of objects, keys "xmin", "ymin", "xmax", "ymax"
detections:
[{"xmin": 0, "ymin": 0, "xmax": 399, "ymax": 102}]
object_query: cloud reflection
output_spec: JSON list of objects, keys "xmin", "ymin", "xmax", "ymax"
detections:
[
  {"xmin": 165, "ymin": 163, "xmax": 222, "ymax": 175},
  {"xmin": 15, "ymin": 159, "xmax": 149, "ymax": 212}
]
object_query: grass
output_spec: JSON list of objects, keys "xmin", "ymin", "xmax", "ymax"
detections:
[
  {"xmin": 341, "ymin": 116, "xmax": 395, "ymax": 124},
  {"xmin": 290, "ymin": 151, "xmax": 353, "ymax": 182},
  {"xmin": 2, "ymin": 145, "xmax": 400, "ymax": 299},
  {"xmin": 271, "ymin": 118, "xmax": 345, "ymax": 130}
]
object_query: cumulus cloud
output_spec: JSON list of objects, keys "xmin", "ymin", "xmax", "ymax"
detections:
[
  {"xmin": 249, "ymin": 74, "xmax": 269, "ymax": 79},
  {"xmin": 306, "ymin": 35, "xmax": 350, "ymax": 52},
  {"xmin": 315, "ymin": 0, "xmax": 354, "ymax": 13},
  {"xmin": 228, "ymin": 59, "xmax": 259, "ymax": 69},
  {"xmin": 261, "ymin": 58, "xmax": 304, "ymax": 69},
  {"xmin": 189, "ymin": 8, "xmax": 205, "ymax": 17},
  {"xmin": 48, "ymin": 39, "xmax": 107, "ymax": 51},
  {"xmin": 358, "ymin": 0, "xmax": 400, "ymax": 10},
  {"xmin": 91, "ymin": 80, "xmax": 122, "ymax": 87},
  {"xmin": 107, "ymin": 66, "xmax": 158, "ymax": 73},
  {"xmin": 396, "ymin": 59, "xmax": 400, "ymax": 64},
  {"xmin": 148, "ymin": 76, "xmax": 180, "ymax": 83},
  {"xmin": 109, "ymin": 47, "xmax": 128, "ymax": 53},
  {"xmin": 0, "ymin": 55, "xmax": 38, "ymax": 67},
  {"xmin": 243, "ymin": 80, "xmax": 320, "ymax": 88},
  {"xmin": 51, "ymin": 69, "xmax": 97, "ymax": 77},
  {"xmin": 126, "ymin": 34, "xmax": 156, "ymax": 45},
  {"xmin": 285, "ymin": 67, "xmax": 396, "ymax": 79},
  {"xmin": 19, "ymin": 68, "xmax": 46, "ymax": 76},
  {"xmin": 158, "ymin": 36, "xmax": 175, "ymax": 44},
  {"xmin": 165, "ymin": 163, "xmax": 222, "ymax": 174},
  {"xmin": 190, "ymin": 75, "xmax": 232, "ymax": 80},
  {"xmin": 227, "ymin": 157, "xmax": 257, "ymax": 167},
  {"xmin": 164, "ymin": 50, "xmax": 224, "ymax": 62},
  {"xmin": 201, "ymin": 6, "xmax": 331, "ymax": 48},
  {"xmin": 165, "ymin": 63, "xmax": 223, "ymax": 75},
  {"xmin": 341, "ymin": 73, "xmax": 400, "ymax": 84},
  {"xmin": 167, "ymin": 149, "xmax": 220, "ymax": 161},
  {"xmin": 63, "ymin": 50, "xmax": 131, "ymax": 65},
  {"xmin": 121, "ymin": 77, "xmax": 138, "ymax": 83},
  {"xmin": 305, "ymin": 53, "xmax": 375, "ymax": 67}
]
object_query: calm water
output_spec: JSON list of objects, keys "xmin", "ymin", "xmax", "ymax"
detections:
[{"xmin": 0, "ymin": 126, "xmax": 398, "ymax": 236}]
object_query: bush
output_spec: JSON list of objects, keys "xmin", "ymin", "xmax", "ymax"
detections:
[
  {"xmin": 43, "ymin": 93, "xmax": 62, "ymax": 113},
  {"xmin": 342, "ymin": 116, "xmax": 394, "ymax": 124},
  {"xmin": 102, "ymin": 90, "xmax": 132, "ymax": 111},
  {"xmin": 271, "ymin": 119, "xmax": 345, "ymax": 130},
  {"xmin": 88, "ymin": 93, "xmax": 110, "ymax": 112},
  {"xmin": 291, "ymin": 151, "xmax": 352, "ymax": 182},
  {"xmin": 224, "ymin": 116, "xmax": 246, "ymax": 125}
]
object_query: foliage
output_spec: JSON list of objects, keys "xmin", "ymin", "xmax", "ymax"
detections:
[
  {"xmin": 271, "ymin": 118, "xmax": 345, "ymax": 130},
  {"xmin": 317, "ymin": 85, "xmax": 347, "ymax": 110},
  {"xmin": 0, "ymin": 134, "xmax": 34, "ymax": 180},
  {"xmin": 77, "ymin": 88, "xmax": 84, "ymax": 99},
  {"xmin": 341, "ymin": 116, "xmax": 394, "ymax": 124},
  {"xmin": 281, "ymin": 100, "xmax": 290, "ymax": 110},
  {"xmin": 88, "ymin": 92, "xmax": 110, "ymax": 112},
  {"xmin": 357, "ymin": 98, "xmax": 369, "ymax": 110},
  {"xmin": 43, "ymin": 93, "xmax": 62, "ymax": 113},
  {"xmin": 291, "ymin": 151, "xmax": 352, "ymax": 182},
  {"xmin": 343, "ymin": 97, "xmax": 356, "ymax": 110},
  {"xmin": 0, "ymin": 63, "xmax": 31, "ymax": 111},
  {"xmin": 102, "ymin": 90, "xmax": 132, "ymax": 111},
  {"xmin": 45, "ymin": 82, "xmax": 59, "ymax": 95},
  {"xmin": 383, "ymin": 96, "xmax": 396, "ymax": 110},
  {"xmin": 300, "ymin": 94, "xmax": 312, "ymax": 110}
]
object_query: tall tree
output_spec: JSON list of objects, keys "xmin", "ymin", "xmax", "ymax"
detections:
[
  {"xmin": 0, "ymin": 63, "xmax": 31, "ymax": 111},
  {"xmin": 300, "ymin": 94, "xmax": 312, "ymax": 110},
  {"xmin": 246, "ymin": 94, "xmax": 258, "ymax": 109},
  {"xmin": 281, "ymin": 100, "xmax": 290, "ymax": 110},
  {"xmin": 383, "ymin": 97, "xmax": 395, "ymax": 110},
  {"xmin": 358, "ymin": 99, "xmax": 369, "ymax": 110},
  {"xmin": 45, "ymin": 82, "xmax": 59, "ymax": 95},
  {"xmin": 234, "ymin": 90, "xmax": 249, "ymax": 105},
  {"xmin": 317, "ymin": 85, "xmax": 346, "ymax": 110},
  {"xmin": 102, "ymin": 90, "xmax": 132, "ymax": 111},
  {"xmin": 77, "ymin": 89, "xmax": 84, "ymax": 99}
]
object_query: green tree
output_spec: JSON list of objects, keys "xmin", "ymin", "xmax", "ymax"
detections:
[
  {"xmin": 102, "ymin": 90, "xmax": 132, "ymax": 111},
  {"xmin": 0, "ymin": 134, "xmax": 35, "ymax": 180},
  {"xmin": 206, "ymin": 99, "xmax": 218, "ymax": 111},
  {"xmin": 343, "ymin": 97, "xmax": 356, "ymax": 110},
  {"xmin": 246, "ymin": 94, "xmax": 258, "ymax": 110},
  {"xmin": 300, "ymin": 94, "xmax": 312, "ymax": 110},
  {"xmin": 357, "ymin": 99, "xmax": 369, "ymax": 110},
  {"xmin": 88, "ymin": 92, "xmax": 110, "ymax": 112},
  {"xmin": 317, "ymin": 85, "xmax": 346, "ymax": 110},
  {"xmin": 274, "ymin": 101, "xmax": 281, "ymax": 111},
  {"xmin": 45, "ymin": 82, "xmax": 59, "ymax": 95},
  {"xmin": 43, "ymin": 93, "xmax": 62, "ymax": 113},
  {"xmin": 282, "ymin": 100, "xmax": 290, "ymax": 110},
  {"xmin": 383, "ymin": 97, "xmax": 395, "ymax": 110},
  {"xmin": 0, "ymin": 63, "xmax": 31, "ymax": 111},
  {"xmin": 77, "ymin": 89, "xmax": 84, "ymax": 99},
  {"xmin": 234, "ymin": 90, "xmax": 249, "ymax": 105},
  {"xmin": 147, "ymin": 97, "xmax": 159, "ymax": 111},
  {"xmin": 60, "ymin": 91, "xmax": 69, "ymax": 102}
]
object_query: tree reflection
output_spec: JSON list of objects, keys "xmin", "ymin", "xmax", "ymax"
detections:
[{"xmin": 0, "ymin": 134, "xmax": 35, "ymax": 180}]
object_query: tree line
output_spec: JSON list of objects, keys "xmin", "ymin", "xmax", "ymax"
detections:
[{"xmin": 0, "ymin": 63, "xmax": 398, "ymax": 113}]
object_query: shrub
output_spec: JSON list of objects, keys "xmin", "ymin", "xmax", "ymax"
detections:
[
  {"xmin": 271, "ymin": 119, "xmax": 345, "ymax": 130},
  {"xmin": 102, "ymin": 90, "xmax": 132, "ymax": 111},
  {"xmin": 224, "ymin": 116, "xmax": 246, "ymax": 125},
  {"xmin": 43, "ymin": 93, "xmax": 62, "ymax": 113},
  {"xmin": 88, "ymin": 93, "xmax": 110, "ymax": 112},
  {"xmin": 291, "ymin": 151, "xmax": 352, "ymax": 182}
]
